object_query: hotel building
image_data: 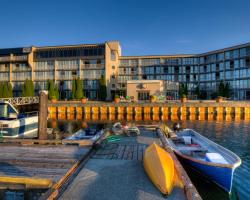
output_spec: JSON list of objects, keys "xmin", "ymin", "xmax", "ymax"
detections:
[{"xmin": 0, "ymin": 41, "xmax": 249, "ymax": 100}]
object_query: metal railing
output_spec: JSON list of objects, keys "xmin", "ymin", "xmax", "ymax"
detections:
[{"xmin": 0, "ymin": 96, "xmax": 39, "ymax": 106}]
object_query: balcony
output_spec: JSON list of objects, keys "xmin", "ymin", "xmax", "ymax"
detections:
[
  {"xmin": 82, "ymin": 64, "xmax": 104, "ymax": 69},
  {"xmin": 0, "ymin": 55, "xmax": 28, "ymax": 63}
]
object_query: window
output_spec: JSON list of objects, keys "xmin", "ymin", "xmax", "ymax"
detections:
[
  {"xmin": 112, "ymin": 65, "xmax": 115, "ymax": 69},
  {"xmin": 111, "ymin": 50, "xmax": 116, "ymax": 61},
  {"xmin": 138, "ymin": 92, "xmax": 150, "ymax": 100}
]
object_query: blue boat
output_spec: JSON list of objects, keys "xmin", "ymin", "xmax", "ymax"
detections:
[{"xmin": 161, "ymin": 128, "xmax": 241, "ymax": 193}]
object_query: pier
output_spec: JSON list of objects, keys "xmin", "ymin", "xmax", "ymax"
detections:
[{"xmin": 59, "ymin": 127, "xmax": 201, "ymax": 200}]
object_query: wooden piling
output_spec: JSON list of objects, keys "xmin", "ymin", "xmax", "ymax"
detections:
[{"xmin": 38, "ymin": 91, "xmax": 48, "ymax": 140}]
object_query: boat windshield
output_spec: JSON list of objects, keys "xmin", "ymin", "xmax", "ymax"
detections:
[{"xmin": 0, "ymin": 103, "xmax": 17, "ymax": 118}]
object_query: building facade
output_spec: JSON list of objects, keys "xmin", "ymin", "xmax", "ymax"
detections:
[{"xmin": 0, "ymin": 41, "xmax": 250, "ymax": 100}]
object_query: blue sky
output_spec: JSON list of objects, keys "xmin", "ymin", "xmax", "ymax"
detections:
[{"xmin": 0, "ymin": 0, "xmax": 250, "ymax": 55}]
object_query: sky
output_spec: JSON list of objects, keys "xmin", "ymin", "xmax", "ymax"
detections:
[{"xmin": 0, "ymin": 0, "xmax": 250, "ymax": 56}]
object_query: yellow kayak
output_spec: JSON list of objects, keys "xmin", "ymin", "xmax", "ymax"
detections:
[{"xmin": 143, "ymin": 143, "xmax": 175, "ymax": 195}]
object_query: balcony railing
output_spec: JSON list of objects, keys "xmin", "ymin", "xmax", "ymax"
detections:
[{"xmin": 0, "ymin": 55, "xmax": 28, "ymax": 62}]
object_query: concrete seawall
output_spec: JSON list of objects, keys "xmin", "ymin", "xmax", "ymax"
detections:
[{"xmin": 48, "ymin": 100, "xmax": 250, "ymax": 121}]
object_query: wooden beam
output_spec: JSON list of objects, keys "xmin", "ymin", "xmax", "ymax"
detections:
[
  {"xmin": 0, "ymin": 176, "xmax": 53, "ymax": 189},
  {"xmin": 39, "ymin": 91, "xmax": 48, "ymax": 140}
]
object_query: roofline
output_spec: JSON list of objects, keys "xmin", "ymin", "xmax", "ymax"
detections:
[
  {"xmin": 198, "ymin": 42, "xmax": 250, "ymax": 56},
  {"xmin": 34, "ymin": 43, "xmax": 106, "ymax": 50},
  {"xmin": 120, "ymin": 42, "xmax": 250, "ymax": 59},
  {"xmin": 120, "ymin": 54, "xmax": 195, "ymax": 59}
]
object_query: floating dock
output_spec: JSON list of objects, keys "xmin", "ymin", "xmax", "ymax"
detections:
[{"xmin": 59, "ymin": 127, "xmax": 202, "ymax": 200}]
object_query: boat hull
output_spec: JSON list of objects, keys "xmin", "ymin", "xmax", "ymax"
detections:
[
  {"xmin": 144, "ymin": 143, "xmax": 175, "ymax": 195},
  {"xmin": 0, "ymin": 116, "xmax": 38, "ymax": 138},
  {"xmin": 176, "ymin": 152, "xmax": 234, "ymax": 192}
]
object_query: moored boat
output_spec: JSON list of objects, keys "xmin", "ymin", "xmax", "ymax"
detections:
[
  {"xmin": 63, "ymin": 128, "xmax": 104, "ymax": 142},
  {"xmin": 111, "ymin": 122, "xmax": 140, "ymax": 136},
  {"xmin": 159, "ymin": 127, "xmax": 241, "ymax": 193},
  {"xmin": 0, "ymin": 102, "xmax": 38, "ymax": 138}
]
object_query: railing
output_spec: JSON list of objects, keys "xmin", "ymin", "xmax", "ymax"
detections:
[
  {"xmin": 0, "ymin": 55, "xmax": 28, "ymax": 62},
  {"xmin": 0, "ymin": 96, "xmax": 39, "ymax": 106}
]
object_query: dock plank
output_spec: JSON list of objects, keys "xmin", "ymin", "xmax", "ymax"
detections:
[{"xmin": 0, "ymin": 145, "xmax": 90, "ymax": 184}]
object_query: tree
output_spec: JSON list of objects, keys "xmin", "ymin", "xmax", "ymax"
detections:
[
  {"xmin": 218, "ymin": 81, "xmax": 230, "ymax": 98},
  {"xmin": 179, "ymin": 83, "xmax": 188, "ymax": 98},
  {"xmin": 7, "ymin": 82, "xmax": 13, "ymax": 97},
  {"xmin": 72, "ymin": 79, "xmax": 76, "ymax": 99},
  {"xmin": 22, "ymin": 79, "xmax": 34, "ymax": 97},
  {"xmin": 224, "ymin": 82, "xmax": 230, "ymax": 98},
  {"xmin": 218, "ymin": 81, "xmax": 224, "ymax": 97},
  {"xmin": 0, "ymin": 82, "xmax": 3, "ymax": 98},
  {"xmin": 47, "ymin": 80, "xmax": 59, "ymax": 100},
  {"xmin": 75, "ymin": 78, "xmax": 83, "ymax": 100},
  {"xmin": 2, "ymin": 82, "xmax": 8, "ymax": 98},
  {"xmin": 194, "ymin": 84, "xmax": 201, "ymax": 99},
  {"xmin": 99, "ymin": 75, "xmax": 107, "ymax": 100}
]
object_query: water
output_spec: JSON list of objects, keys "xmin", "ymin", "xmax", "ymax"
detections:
[{"xmin": 48, "ymin": 119, "xmax": 250, "ymax": 200}]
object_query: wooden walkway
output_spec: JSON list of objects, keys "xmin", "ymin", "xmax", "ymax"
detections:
[
  {"xmin": 92, "ymin": 143, "xmax": 147, "ymax": 160},
  {"xmin": 0, "ymin": 145, "xmax": 90, "ymax": 189}
]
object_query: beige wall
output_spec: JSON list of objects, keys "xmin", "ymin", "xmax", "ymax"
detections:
[
  {"xmin": 105, "ymin": 41, "xmax": 121, "ymax": 100},
  {"xmin": 126, "ymin": 80, "xmax": 164, "ymax": 101}
]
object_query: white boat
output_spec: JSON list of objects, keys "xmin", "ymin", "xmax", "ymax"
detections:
[
  {"xmin": 64, "ymin": 129, "xmax": 104, "ymax": 142},
  {"xmin": 0, "ymin": 102, "xmax": 38, "ymax": 138},
  {"xmin": 111, "ymin": 122, "xmax": 140, "ymax": 136},
  {"xmin": 159, "ymin": 128, "xmax": 241, "ymax": 193}
]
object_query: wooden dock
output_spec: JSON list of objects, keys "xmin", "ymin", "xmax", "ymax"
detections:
[
  {"xmin": 60, "ymin": 127, "xmax": 202, "ymax": 200},
  {"xmin": 0, "ymin": 145, "xmax": 90, "ymax": 190}
]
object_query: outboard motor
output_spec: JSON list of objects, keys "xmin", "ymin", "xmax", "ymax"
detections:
[{"xmin": 173, "ymin": 122, "xmax": 181, "ymax": 132}]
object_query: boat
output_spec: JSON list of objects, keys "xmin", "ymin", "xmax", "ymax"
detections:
[
  {"xmin": 159, "ymin": 127, "xmax": 241, "ymax": 193},
  {"xmin": 111, "ymin": 122, "xmax": 140, "ymax": 136},
  {"xmin": 63, "ymin": 129, "xmax": 104, "ymax": 142},
  {"xmin": 0, "ymin": 102, "xmax": 38, "ymax": 138},
  {"xmin": 143, "ymin": 143, "xmax": 175, "ymax": 195}
]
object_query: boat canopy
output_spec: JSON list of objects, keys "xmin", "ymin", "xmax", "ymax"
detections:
[{"xmin": 0, "ymin": 102, "xmax": 19, "ymax": 119}]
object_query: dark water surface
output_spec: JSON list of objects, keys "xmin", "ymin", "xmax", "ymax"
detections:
[{"xmin": 48, "ymin": 119, "xmax": 250, "ymax": 200}]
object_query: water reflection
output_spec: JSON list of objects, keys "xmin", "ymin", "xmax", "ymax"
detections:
[{"xmin": 49, "ymin": 112, "xmax": 249, "ymax": 123}]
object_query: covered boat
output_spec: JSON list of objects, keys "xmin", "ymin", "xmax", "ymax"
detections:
[
  {"xmin": 0, "ymin": 102, "xmax": 38, "ymax": 138},
  {"xmin": 160, "ymin": 128, "xmax": 241, "ymax": 193},
  {"xmin": 111, "ymin": 122, "xmax": 140, "ymax": 136},
  {"xmin": 63, "ymin": 129, "xmax": 104, "ymax": 142}
]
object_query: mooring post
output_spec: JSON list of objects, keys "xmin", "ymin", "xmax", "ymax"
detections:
[{"xmin": 38, "ymin": 91, "xmax": 48, "ymax": 140}]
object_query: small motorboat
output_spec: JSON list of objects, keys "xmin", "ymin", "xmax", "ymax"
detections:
[
  {"xmin": 0, "ymin": 102, "xmax": 38, "ymax": 138},
  {"xmin": 111, "ymin": 122, "xmax": 140, "ymax": 136},
  {"xmin": 159, "ymin": 127, "xmax": 241, "ymax": 193},
  {"xmin": 63, "ymin": 129, "xmax": 104, "ymax": 142}
]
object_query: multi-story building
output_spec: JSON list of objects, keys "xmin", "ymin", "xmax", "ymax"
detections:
[
  {"xmin": 0, "ymin": 41, "xmax": 250, "ymax": 100},
  {"xmin": 118, "ymin": 43, "xmax": 250, "ymax": 100},
  {"xmin": 0, "ymin": 41, "xmax": 120, "ymax": 100}
]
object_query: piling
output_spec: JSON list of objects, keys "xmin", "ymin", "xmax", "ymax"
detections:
[{"xmin": 38, "ymin": 91, "xmax": 48, "ymax": 140}]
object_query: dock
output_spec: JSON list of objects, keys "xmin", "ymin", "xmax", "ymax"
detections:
[
  {"xmin": 59, "ymin": 127, "xmax": 202, "ymax": 200},
  {"xmin": 0, "ymin": 144, "xmax": 90, "ymax": 190}
]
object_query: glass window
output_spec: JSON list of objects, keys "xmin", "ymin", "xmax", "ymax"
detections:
[
  {"xmin": 240, "ymin": 48, "xmax": 246, "ymax": 57},
  {"xmin": 217, "ymin": 53, "xmax": 224, "ymax": 61},
  {"xmin": 233, "ymin": 50, "xmax": 239, "ymax": 59},
  {"xmin": 111, "ymin": 50, "xmax": 116, "ymax": 61}
]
